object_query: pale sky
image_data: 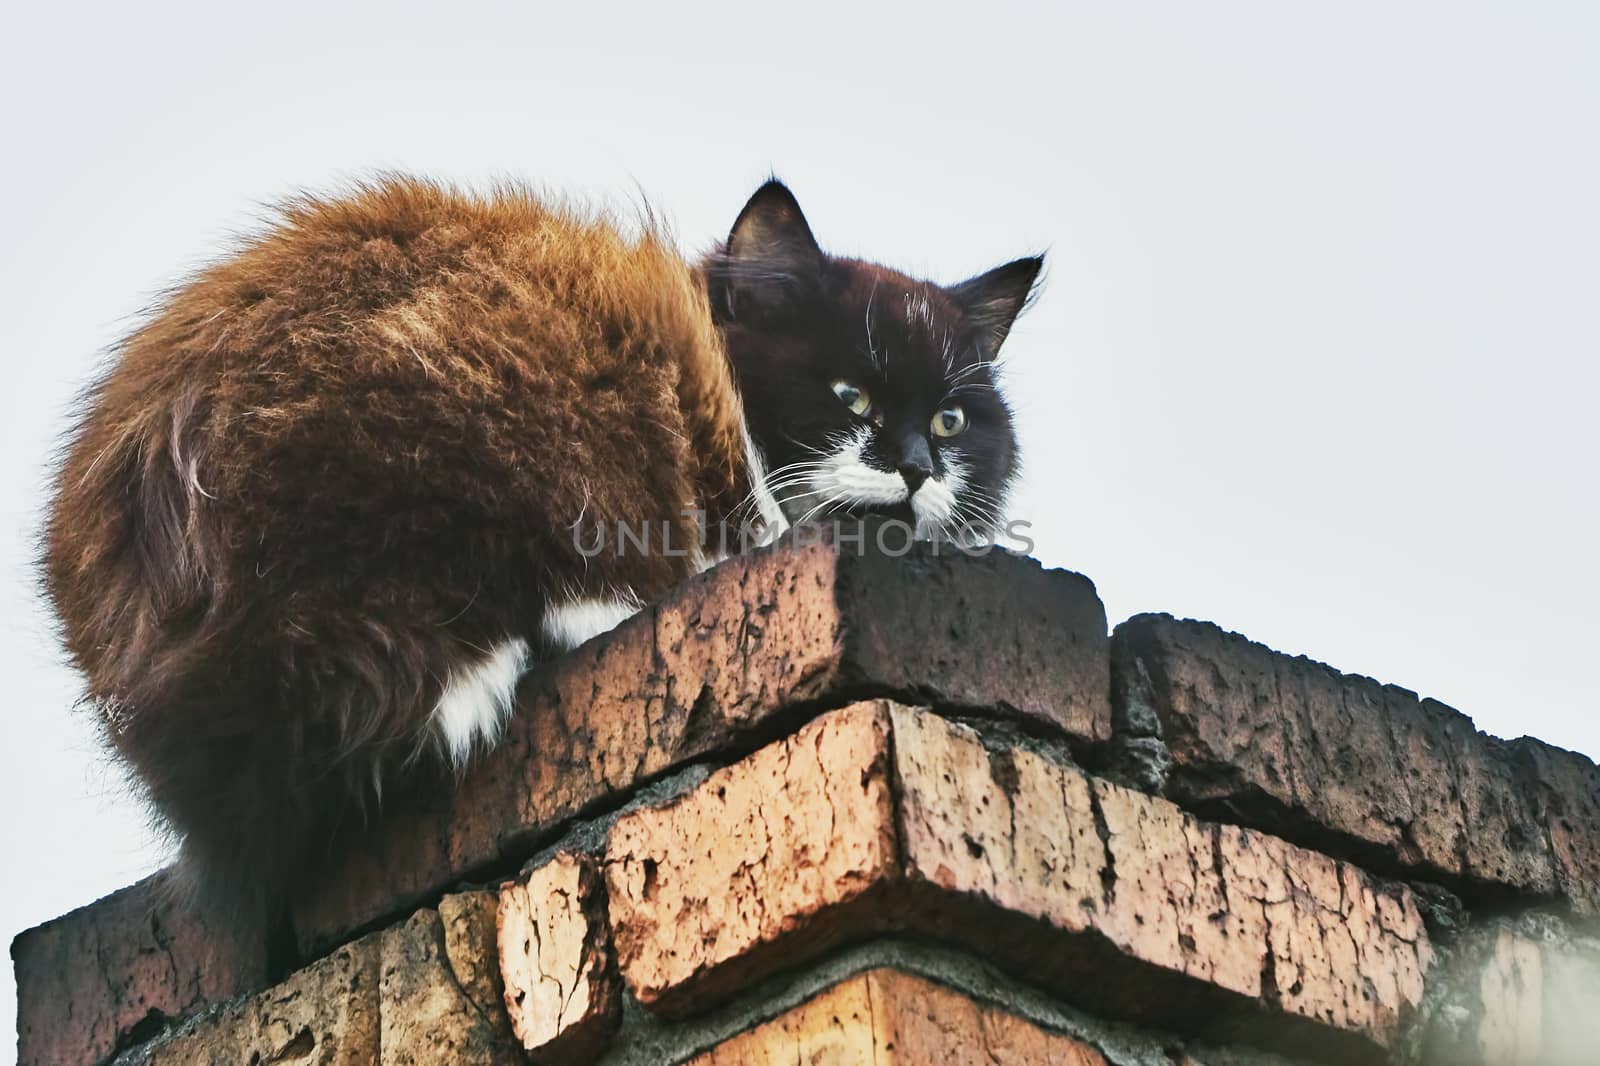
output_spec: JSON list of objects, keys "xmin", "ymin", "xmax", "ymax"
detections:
[{"xmin": 4, "ymin": 2, "xmax": 1597, "ymax": 1050}]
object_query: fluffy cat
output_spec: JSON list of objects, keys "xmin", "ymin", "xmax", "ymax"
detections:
[{"xmin": 42, "ymin": 175, "xmax": 1039, "ymax": 922}]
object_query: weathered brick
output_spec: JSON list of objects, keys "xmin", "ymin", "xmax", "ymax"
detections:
[
  {"xmin": 137, "ymin": 934, "xmax": 380, "ymax": 1065},
  {"xmin": 12, "ymin": 873, "xmax": 272, "ymax": 1066},
  {"xmin": 294, "ymin": 540, "xmax": 1108, "ymax": 956},
  {"xmin": 1114, "ymin": 614, "xmax": 1600, "ymax": 911},
  {"xmin": 605, "ymin": 700, "xmax": 898, "ymax": 1010},
  {"xmin": 126, "ymin": 899, "xmax": 522, "ymax": 1065},
  {"xmin": 1408, "ymin": 921, "xmax": 1600, "ymax": 1066},
  {"xmin": 436, "ymin": 891, "xmax": 518, "ymax": 1047},
  {"xmin": 1510, "ymin": 739, "xmax": 1600, "ymax": 915},
  {"xmin": 686, "ymin": 968, "xmax": 1110, "ymax": 1065},
  {"xmin": 496, "ymin": 852, "xmax": 620, "ymax": 1061},
  {"xmin": 603, "ymin": 701, "xmax": 1432, "ymax": 1056},
  {"xmin": 378, "ymin": 906, "xmax": 522, "ymax": 1064},
  {"xmin": 890, "ymin": 704, "xmax": 1433, "ymax": 1050}
]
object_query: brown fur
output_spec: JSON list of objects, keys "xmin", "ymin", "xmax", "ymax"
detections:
[{"xmin": 44, "ymin": 177, "xmax": 759, "ymax": 919}]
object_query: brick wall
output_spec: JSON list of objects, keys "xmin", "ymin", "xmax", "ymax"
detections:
[{"xmin": 12, "ymin": 541, "xmax": 1599, "ymax": 1065}]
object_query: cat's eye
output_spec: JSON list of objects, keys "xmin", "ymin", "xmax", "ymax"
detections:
[
  {"xmin": 831, "ymin": 379, "xmax": 873, "ymax": 419},
  {"xmin": 931, "ymin": 405, "xmax": 968, "ymax": 438}
]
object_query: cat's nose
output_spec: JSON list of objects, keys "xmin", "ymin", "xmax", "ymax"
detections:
[
  {"xmin": 898, "ymin": 461, "xmax": 931, "ymax": 494},
  {"xmin": 897, "ymin": 435, "xmax": 935, "ymax": 494}
]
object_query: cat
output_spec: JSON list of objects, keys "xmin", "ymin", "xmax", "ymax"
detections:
[{"xmin": 42, "ymin": 175, "xmax": 1040, "ymax": 925}]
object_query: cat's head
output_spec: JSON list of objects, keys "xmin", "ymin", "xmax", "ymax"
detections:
[{"xmin": 706, "ymin": 180, "xmax": 1040, "ymax": 543}]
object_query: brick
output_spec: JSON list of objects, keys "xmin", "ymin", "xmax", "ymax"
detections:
[
  {"xmin": 138, "ymin": 934, "xmax": 380, "ymax": 1065},
  {"xmin": 1408, "ymin": 921, "xmax": 1600, "ymax": 1066},
  {"xmin": 378, "ymin": 906, "xmax": 522, "ymax": 1064},
  {"xmin": 437, "ymin": 891, "xmax": 518, "ymax": 1046},
  {"xmin": 496, "ymin": 853, "xmax": 620, "ymax": 1061},
  {"xmin": 1510, "ymin": 739, "xmax": 1600, "ymax": 915},
  {"xmin": 294, "ymin": 540, "xmax": 1109, "ymax": 956},
  {"xmin": 1114, "ymin": 614, "xmax": 1600, "ymax": 911},
  {"xmin": 890, "ymin": 705, "xmax": 1433, "ymax": 1050},
  {"xmin": 603, "ymin": 701, "xmax": 1432, "ymax": 1056},
  {"xmin": 605, "ymin": 700, "xmax": 898, "ymax": 1010},
  {"xmin": 11, "ymin": 873, "xmax": 271, "ymax": 1066},
  {"xmin": 1474, "ymin": 931, "xmax": 1545, "ymax": 1066},
  {"xmin": 129, "ymin": 901, "xmax": 522, "ymax": 1065},
  {"xmin": 687, "ymin": 968, "xmax": 1110, "ymax": 1065}
]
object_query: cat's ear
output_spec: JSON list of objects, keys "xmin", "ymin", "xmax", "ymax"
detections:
[
  {"xmin": 728, "ymin": 180, "xmax": 821, "ymax": 269},
  {"xmin": 948, "ymin": 255, "xmax": 1044, "ymax": 359},
  {"xmin": 713, "ymin": 180, "xmax": 822, "ymax": 322}
]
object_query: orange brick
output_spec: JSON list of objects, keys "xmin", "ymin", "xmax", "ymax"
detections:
[
  {"xmin": 377, "ymin": 904, "xmax": 523, "ymax": 1064},
  {"xmin": 605, "ymin": 701, "xmax": 1433, "ymax": 1054},
  {"xmin": 496, "ymin": 853, "xmax": 620, "ymax": 1061},
  {"xmin": 891, "ymin": 705, "xmax": 1431, "ymax": 1047},
  {"xmin": 606, "ymin": 702, "xmax": 898, "ymax": 1010},
  {"xmin": 687, "ymin": 968, "xmax": 1110, "ymax": 1065}
]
